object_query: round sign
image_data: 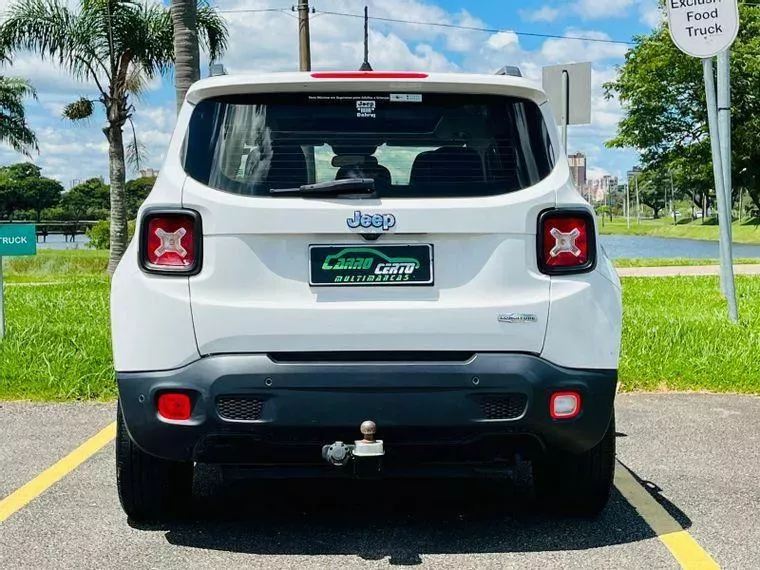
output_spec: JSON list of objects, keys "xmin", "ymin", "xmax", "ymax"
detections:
[{"xmin": 666, "ymin": 0, "xmax": 740, "ymax": 58}]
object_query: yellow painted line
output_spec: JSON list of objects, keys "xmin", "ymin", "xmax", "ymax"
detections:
[
  {"xmin": 615, "ymin": 462, "xmax": 720, "ymax": 569},
  {"xmin": 0, "ymin": 421, "xmax": 116, "ymax": 523}
]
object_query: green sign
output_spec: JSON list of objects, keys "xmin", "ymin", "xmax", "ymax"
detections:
[{"xmin": 0, "ymin": 224, "xmax": 37, "ymax": 256}]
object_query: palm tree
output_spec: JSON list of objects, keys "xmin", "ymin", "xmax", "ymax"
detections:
[
  {"xmin": 0, "ymin": 73, "xmax": 38, "ymax": 155},
  {"xmin": 0, "ymin": 0, "xmax": 227, "ymax": 274},
  {"xmin": 171, "ymin": 0, "xmax": 199, "ymax": 113},
  {"xmin": 172, "ymin": 0, "xmax": 226, "ymax": 112}
]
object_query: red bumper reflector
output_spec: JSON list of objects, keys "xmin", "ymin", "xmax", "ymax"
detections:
[
  {"xmin": 310, "ymin": 71, "xmax": 429, "ymax": 79},
  {"xmin": 157, "ymin": 393, "xmax": 192, "ymax": 421},
  {"xmin": 550, "ymin": 391, "xmax": 581, "ymax": 420}
]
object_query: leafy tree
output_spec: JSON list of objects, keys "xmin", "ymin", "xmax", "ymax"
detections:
[
  {"xmin": 0, "ymin": 0, "xmax": 228, "ymax": 274},
  {"xmin": 62, "ymin": 178, "xmax": 110, "ymax": 222},
  {"xmin": 604, "ymin": 1, "xmax": 760, "ymax": 211},
  {"xmin": 0, "ymin": 161, "xmax": 62, "ymax": 220},
  {"xmin": 0, "ymin": 182, "xmax": 19, "ymax": 219},
  {"xmin": 0, "ymin": 72, "xmax": 38, "ymax": 155},
  {"xmin": 125, "ymin": 176, "xmax": 155, "ymax": 219},
  {"xmin": 21, "ymin": 176, "xmax": 63, "ymax": 220},
  {"xmin": 634, "ymin": 168, "xmax": 672, "ymax": 219}
]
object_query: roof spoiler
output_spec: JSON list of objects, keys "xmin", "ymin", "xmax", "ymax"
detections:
[{"xmin": 494, "ymin": 65, "xmax": 522, "ymax": 77}]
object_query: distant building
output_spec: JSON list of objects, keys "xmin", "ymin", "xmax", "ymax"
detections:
[
  {"xmin": 568, "ymin": 152, "xmax": 587, "ymax": 189},
  {"xmin": 626, "ymin": 167, "xmax": 642, "ymax": 182},
  {"xmin": 584, "ymin": 175, "xmax": 619, "ymax": 203},
  {"xmin": 139, "ymin": 168, "xmax": 159, "ymax": 178}
]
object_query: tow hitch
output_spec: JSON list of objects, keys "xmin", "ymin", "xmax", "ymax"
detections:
[{"xmin": 322, "ymin": 420, "xmax": 384, "ymax": 477}]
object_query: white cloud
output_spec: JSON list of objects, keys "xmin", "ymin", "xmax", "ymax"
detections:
[
  {"xmin": 519, "ymin": 6, "xmax": 560, "ymax": 23},
  {"xmin": 539, "ymin": 30, "xmax": 629, "ymax": 63},
  {"xmin": 487, "ymin": 31, "xmax": 520, "ymax": 51},
  {"xmin": 587, "ymin": 166, "xmax": 611, "ymax": 179},
  {"xmin": 574, "ymin": 0, "xmax": 636, "ymax": 20},
  {"xmin": 639, "ymin": 0, "xmax": 664, "ymax": 29}
]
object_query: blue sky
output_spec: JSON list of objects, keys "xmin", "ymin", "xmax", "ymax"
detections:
[{"xmin": 0, "ymin": 0, "xmax": 665, "ymax": 188}]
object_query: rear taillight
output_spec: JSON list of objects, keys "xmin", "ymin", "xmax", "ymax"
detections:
[
  {"xmin": 139, "ymin": 209, "xmax": 202, "ymax": 275},
  {"xmin": 550, "ymin": 391, "xmax": 582, "ymax": 420},
  {"xmin": 537, "ymin": 209, "xmax": 596, "ymax": 275},
  {"xmin": 157, "ymin": 392, "xmax": 192, "ymax": 421}
]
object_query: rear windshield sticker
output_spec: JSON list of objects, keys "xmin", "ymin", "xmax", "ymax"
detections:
[
  {"xmin": 308, "ymin": 95, "xmax": 390, "ymax": 102},
  {"xmin": 356, "ymin": 100, "xmax": 376, "ymax": 118},
  {"xmin": 390, "ymin": 93, "xmax": 422, "ymax": 102}
]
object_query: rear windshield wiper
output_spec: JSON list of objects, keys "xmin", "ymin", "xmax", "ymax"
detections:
[{"xmin": 269, "ymin": 178, "xmax": 376, "ymax": 197}]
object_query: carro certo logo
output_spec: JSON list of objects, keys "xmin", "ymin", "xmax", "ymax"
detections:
[
  {"xmin": 320, "ymin": 247, "xmax": 421, "ymax": 283},
  {"xmin": 346, "ymin": 210, "xmax": 396, "ymax": 232}
]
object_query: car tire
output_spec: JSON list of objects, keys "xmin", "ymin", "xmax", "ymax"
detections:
[
  {"xmin": 532, "ymin": 412, "xmax": 615, "ymax": 517},
  {"xmin": 115, "ymin": 402, "xmax": 193, "ymax": 523}
]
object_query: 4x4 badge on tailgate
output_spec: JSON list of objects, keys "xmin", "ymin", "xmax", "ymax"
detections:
[{"xmin": 347, "ymin": 210, "xmax": 396, "ymax": 231}]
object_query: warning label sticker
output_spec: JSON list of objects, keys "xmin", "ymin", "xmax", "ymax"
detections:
[{"xmin": 390, "ymin": 93, "xmax": 422, "ymax": 102}]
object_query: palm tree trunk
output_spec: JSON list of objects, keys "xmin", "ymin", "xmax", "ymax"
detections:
[
  {"xmin": 171, "ymin": 0, "xmax": 200, "ymax": 114},
  {"xmin": 106, "ymin": 123, "xmax": 128, "ymax": 275}
]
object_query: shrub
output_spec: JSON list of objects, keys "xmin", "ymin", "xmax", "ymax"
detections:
[{"xmin": 86, "ymin": 219, "xmax": 136, "ymax": 250}]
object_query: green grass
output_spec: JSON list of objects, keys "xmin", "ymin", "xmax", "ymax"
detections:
[
  {"xmin": 620, "ymin": 276, "xmax": 760, "ymax": 393},
  {"xmin": 1, "ymin": 251, "xmax": 759, "ymax": 399},
  {"xmin": 614, "ymin": 258, "xmax": 760, "ymax": 268},
  {"xmin": 599, "ymin": 216, "xmax": 760, "ymax": 244},
  {"xmin": 0, "ymin": 277, "xmax": 114, "ymax": 400},
  {"xmin": 3, "ymin": 249, "xmax": 108, "ymax": 283}
]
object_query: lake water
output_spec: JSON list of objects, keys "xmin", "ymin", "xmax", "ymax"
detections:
[
  {"xmin": 599, "ymin": 235, "xmax": 760, "ymax": 259},
  {"xmin": 35, "ymin": 233, "xmax": 760, "ymax": 260}
]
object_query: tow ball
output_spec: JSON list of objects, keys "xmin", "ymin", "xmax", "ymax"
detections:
[{"xmin": 322, "ymin": 420, "xmax": 384, "ymax": 477}]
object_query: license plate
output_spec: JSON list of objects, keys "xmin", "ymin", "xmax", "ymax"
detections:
[{"xmin": 309, "ymin": 244, "xmax": 434, "ymax": 286}]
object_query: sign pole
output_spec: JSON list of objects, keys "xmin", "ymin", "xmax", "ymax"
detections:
[
  {"xmin": 0, "ymin": 256, "xmax": 4, "ymax": 340},
  {"xmin": 717, "ymin": 50, "xmax": 733, "ymax": 243},
  {"xmin": 561, "ymin": 69, "xmax": 569, "ymax": 152},
  {"xmin": 666, "ymin": 0, "xmax": 739, "ymax": 322},
  {"xmin": 0, "ymin": 223, "xmax": 38, "ymax": 340},
  {"xmin": 717, "ymin": 49, "xmax": 732, "ymax": 296},
  {"xmin": 703, "ymin": 57, "xmax": 738, "ymax": 322}
]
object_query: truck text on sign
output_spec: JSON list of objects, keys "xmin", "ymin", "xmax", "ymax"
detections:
[{"xmin": 0, "ymin": 224, "xmax": 37, "ymax": 256}]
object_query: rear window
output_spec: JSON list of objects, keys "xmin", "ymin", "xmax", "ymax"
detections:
[{"xmin": 183, "ymin": 92, "xmax": 556, "ymax": 198}]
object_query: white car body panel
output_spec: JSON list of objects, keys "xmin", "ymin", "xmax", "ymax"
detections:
[{"xmin": 111, "ymin": 71, "xmax": 622, "ymax": 373}]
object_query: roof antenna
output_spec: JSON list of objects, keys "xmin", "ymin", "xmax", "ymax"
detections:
[{"xmin": 359, "ymin": 5, "xmax": 373, "ymax": 71}]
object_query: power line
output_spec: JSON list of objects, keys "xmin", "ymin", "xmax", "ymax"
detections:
[
  {"xmin": 214, "ymin": 7, "xmax": 635, "ymax": 46},
  {"xmin": 317, "ymin": 9, "xmax": 635, "ymax": 45},
  {"xmin": 214, "ymin": 8, "xmax": 287, "ymax": 14}
]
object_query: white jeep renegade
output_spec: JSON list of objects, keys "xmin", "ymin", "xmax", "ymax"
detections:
[{"xmin": 111, "ymin": 69, "xmax": 623, "ymax": 522}]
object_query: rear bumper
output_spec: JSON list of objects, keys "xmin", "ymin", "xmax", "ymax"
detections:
[{"xmin": 117, "ymin": 353, "xmax": 616, "ymax": 469}]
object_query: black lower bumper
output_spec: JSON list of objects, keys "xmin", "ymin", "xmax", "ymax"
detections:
[{"xmin": 117, "ymin": 353, "xmax": 616, "ymax": 469}]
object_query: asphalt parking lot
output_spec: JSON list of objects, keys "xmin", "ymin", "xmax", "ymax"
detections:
[{"xmin": 1, "ymin": 394, "xmax": 758, "ymax": 569}]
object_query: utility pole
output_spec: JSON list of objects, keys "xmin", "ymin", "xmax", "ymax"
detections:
[{"xmin": 297, "ymin": 0, "xmax": 312, "ymax": 71}]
